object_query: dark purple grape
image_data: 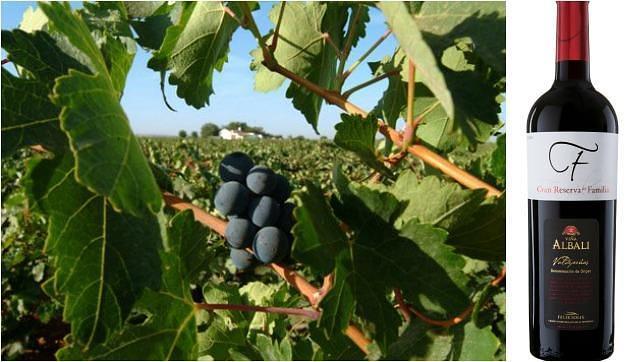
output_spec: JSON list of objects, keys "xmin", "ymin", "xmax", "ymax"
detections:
[
  {"xmin": 252, "ymin": 226, "xmax": 289, "ymax": 264},
  {"xmin": 230, "ymin": 249, "xmax": 255, "ymax": 270},
  {"xmin": 272, "ymin": 174, "xmax": 291, "ymax": 203},
  {"xmin": 246, "ymin": 166, "xmax": 276, "ymax": 195},
  {"xmin": 219, "ymin": 152, "xmax": 254, "ymax": 183},
  {"xmin": 214, "ymin": 181, "xmax": 250, "ymax": 216},
  {"xmin": 225, "ymin": 218, "xmax": 257, "ymax": 249},
  {"xmin": 247, "ymin": 196, "xmax": 280, "ymax": 227},
  {"xmin": 277, "ymin": 202, "xmax": 296, "ymax": 233}
]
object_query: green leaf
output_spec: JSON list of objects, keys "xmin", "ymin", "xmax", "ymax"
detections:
[
  {"xmin": 452, "ymin": 321, "xmax": 500, "ymax": 360},
  {"xmin": 198, "ymin": 283, "xmax": 258, "ymax": 360},
  {"xmin": 334, "ymin": 113, "xmax": 393, "ymax": 178},
  {"xmin": 383, "ymin": 2, "xmax": 505, "ymax": 147},
  {"xmin": 1, "ymin": 29, "xmax": 88, "ymax": 82},
  {"xmin": 50, "ymin": 69, "xmax": 162, "ymax": 216},
  {"xmin": 26, "ymin": 152, "xmax": 163, "ymax": 347},
  {"xmin": 292, "ymin": 182, "xmax": 347, "ymax": 275},
  {"xmin": 447, "ymin": 194, "xmax": 505, "ymax": 261},
  {"xmin": 37, "ymin": 2, "xmax": 162, "ymax": 216},
  {"xmin": 130, "ymin": 14, "xmax": 173, "ymax": 50},
  {"xmin": 39, "ymin": 2, "xmax": 109, "ymax": 75},
  {"xmin": 18, "ymin": 6, "xmax": 48, "ymax": 32},
  {"xmin": 1, "ymin": 69, "xmax": 66, "ymax": 157},
  {"xmin": 309, "ymin": 327, "xmax": 364, "ymax": 360},
  {"xmin": 254, "ymin": 334, "xmax": 292, "ymax": 361},
  {"xmin": 284, "ymin": 3, "xmax": 344, "ymax": 132},
  {"xmin": 408, "ymin": 1, "xmax": 506, "ymax": 74},
  {"xmin": 252, "ymin": 3, "xmax": 327, "ymax": 92},
  {"xmin": 124, "ymin": 1, "xmax": 166, "ymax": 18},
  {"xmin": 370, "ymin": 55, "xmax": 405, "ymax": 130},
  {"xmin": 313, "ymin": 171, "xmax": 471, "ymax": 352},
  {"xmin": 378, "ymin": 2, "xmax": 454, "ymax": 120},
  {"xmin": 167, "ymin": 209, "xmax": 211, "ymax": 282},
  {"xmin": 386, "ymin": 319, "xmax": 453, "ymax": 361},
  {"xmin": 148, "ymin": 1, "xmax": 241, "ymax": 108},
  {"xmin": 386, "ymin": 170, "xmax": 487, "ymax": 230},
  {"xmin": 341, "ymin": 4, "xmax": 370, "ymax": 50},
  {"xmin": 57, "ymin": 210, "xmax": 207, "ymax": 360}
]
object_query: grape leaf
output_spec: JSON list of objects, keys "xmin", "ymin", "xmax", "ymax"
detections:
[
  {"xmin": 448, "ymin": 135, "xmax": 505, "ymax": 189},
  {"xmin": 341, "ymin": 3, "xmax": 370, "ymax": 51},
  {"xmin": 0, "ymin": 29, "xmax": 88, "ymax": 82},
  {"xmin": 386, "ymin": 319, "xmax": 453, "ymax": 361},
  {"xmin": 146, "ymin": 1, "xmax": 241, "ymax": 108},
  {"xmin": 57, "ymin": 210, "xmax": 207, "ymax": 360},
  {"xmin": 452, "ymin": 321, "xmax": 500, "ymax": 360},
  {"xmin": 408, "ymin": 1, "xmax": 505, "ymax": 74},
  {"xmin": 333, "ymin": 113, "xmax": 393, "ymax": 178},
  {"xmin": 123, "ymin": 1, "xmax": 166, "ymax": 18},
  {"xmin": 284, "ymin": 3, "xmax": 343, "ymax": 132},
  {"xmin": 386, "ymin": 170, "xmax": 487, "ymax": 231},
  {"xmin": 378, "ymin": 2, "xmax": 454, "ymax": 120},
  {"xmin": 370, "ymin": 55, "xmax": 405, "ymax": 130},
  {"xmin": 1, "ymin": 69, "xmax": 66, "ymax": 157},
  {"xmin": 309, "ymin": 327, "xmax": 365, "ymax": 361},
  {"xmin": 252, "ymin": 3, "xmax": 327, "ymax": 92},
  {"xmin": 298, "ymin": 170, "xmax": 471, "ymax": 352},
  {"xmin": 383, "ymin": 2, "xmax": 505, "ymax": 147},
  {"xmin": 39, "ymin": 2, "xmax": 162, "ymax": 216},
  {"xmin": 130, "ymin": 14, "xmax": 174, "ymax": 51},
  {"xmin": 447, "ymin": 194, "xmax": 505, "ymax": 261},
  {"xmin": 292, "ymin": 182, "xmax": 347, "ymax": 275},
  {"xmin": 198, "ymin": 283, "xmax": 258, "ymax": 360},
  {"xmin": 254, "ymin": 334, "xmax": 292, "ymax": 361},
  {"xmin": 26, "ymin": 152, "xmax": 163, "ymax": 348}
]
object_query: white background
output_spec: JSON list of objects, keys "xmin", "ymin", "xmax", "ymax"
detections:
[{"xmin": 506, "ymin": 0, "xmax": 644, "ymax": 360}]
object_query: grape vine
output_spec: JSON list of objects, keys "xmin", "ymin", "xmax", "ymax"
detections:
[{"xmin": 2, "ymin": 1, "xmax": 506, "ymax": 360}]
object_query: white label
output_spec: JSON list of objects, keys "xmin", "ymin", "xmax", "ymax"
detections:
[{"xmin": 527, "ymin": 132, "xmax": 617, "ymax": 201}]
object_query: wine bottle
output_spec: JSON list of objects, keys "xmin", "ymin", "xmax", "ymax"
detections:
[{"xmin": 527, "ymin": 1, "xmax": 617, "ymax": 360}]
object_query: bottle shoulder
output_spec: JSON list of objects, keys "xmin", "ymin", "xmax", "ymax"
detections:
[{"xmin": 527, "ymin": 83, "xmax": 618, "ymax": 133}]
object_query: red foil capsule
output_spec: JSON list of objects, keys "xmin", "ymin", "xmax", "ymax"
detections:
[{"xmin": 556, "ymin": 1, "xmax": 589, "ymax": 61}]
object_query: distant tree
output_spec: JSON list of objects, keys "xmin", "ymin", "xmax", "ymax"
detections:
[
  {"xmin": 201, "ymin": 123, "xmax": 220, "ymax": 137},
  {"xmin": 178, "ymin": 130, "xmax": 187, "ymax": 138},
  {"xmin": 190, "ymin": 131, "xmax": 198, "ymax": 138},
  {"xmin": 226, "ymin": 121, "xmax": 248, "ymax": 131}
]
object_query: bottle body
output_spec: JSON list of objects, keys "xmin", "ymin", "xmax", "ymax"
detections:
[
  {"xmin": 527, "ymin": 3, "xmax": 617, "ymax": 359},
  {"xmin": 527, "ymin": 81, "xmax": 617, "ymax": 359}
]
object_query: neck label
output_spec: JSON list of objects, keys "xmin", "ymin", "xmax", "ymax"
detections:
[{"xmin": 527, "ymin": 132, "xmax": 617, "ymax": 201}]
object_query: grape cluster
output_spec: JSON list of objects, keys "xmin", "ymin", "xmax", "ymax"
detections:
[{"xmin": 214, "ymin": 152, "xmax": 296, "ymax": 270}]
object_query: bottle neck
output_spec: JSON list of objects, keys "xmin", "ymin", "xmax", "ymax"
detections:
[{"xmin": 555, "ymin": 1, "xmax": 590, "ymax": 82}]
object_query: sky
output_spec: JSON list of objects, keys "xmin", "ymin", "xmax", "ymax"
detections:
[{"xmin": 1, "ymin": 1, "xmax": 400, "ymax": 138}]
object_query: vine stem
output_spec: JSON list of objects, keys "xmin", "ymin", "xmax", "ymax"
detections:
[
  {"xmin": 161, "ymin": 192, "xmax": 372, "ymax": 353},
  {"xmin": 341, "ymin": 70, "xmax": 400, "ymax": 99},
  {"xmin": 194, "ymin": 303, "xmax": 320, "ymax": 319},
  {"xmin": 343, "ymin": 29, "xmax": 392, "ymax": 81},
  {"xmin": 401, "ymin": 267, "xmax": 506, "ymax": 328},
  {"xmin": 269, "ymin": 2, "xmax": 286, "ymax": 52},
  {"xmin": 402, "ymin": 60, "xmax": 416, "ymax": 150}
]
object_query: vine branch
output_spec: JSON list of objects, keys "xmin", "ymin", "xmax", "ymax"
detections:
[
  {"xmin": 195, "ymin": 303, "xmax": 320, "ymax": 319},
  {"xmin": 161, "ymin": 192, "xmax": 373, "ymax": 353},
  {"xmin": 242, "ymin": 16, "xmax": 500, "ymax": 197},
  {"xmin": 399, "ymin": 267, "xmax": 506, "ymax": 328}
]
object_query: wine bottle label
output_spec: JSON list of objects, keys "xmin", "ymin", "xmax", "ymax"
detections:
[
  {"xmin": 543, "ymin": 218, "xmax": 599, "ymax": 330},
  {"xmin": 527, "ymin": 132, "xmax": 617, "ymax": 201}
]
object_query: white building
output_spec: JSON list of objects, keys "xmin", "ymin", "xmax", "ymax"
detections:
[{"xmin": 219, "ymin": 128, "xmax": 263, "ymax": 140}]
